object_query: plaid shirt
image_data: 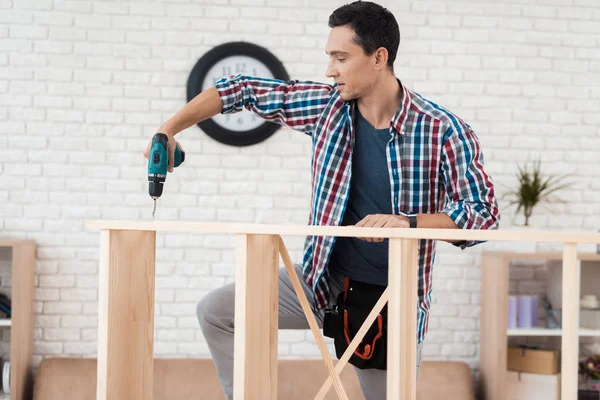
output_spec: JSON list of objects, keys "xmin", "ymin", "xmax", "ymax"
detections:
[{"xmin": 216, "ymin": 75, "xmax": 500, "ymax": 342}]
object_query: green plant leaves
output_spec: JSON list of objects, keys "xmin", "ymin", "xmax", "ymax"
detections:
[{"xmin": 504, "ymin": 159, "xmax": 574, "ymax": 226}]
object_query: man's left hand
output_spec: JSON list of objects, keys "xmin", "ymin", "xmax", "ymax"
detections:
[{"xmin": 354, "ymin": 214, "xmax": 410, "ymax": 243}]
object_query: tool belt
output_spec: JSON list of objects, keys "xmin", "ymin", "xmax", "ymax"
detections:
[{"xmin": 323, "ymin": 277, "xmax": 387, "ymax": 370}]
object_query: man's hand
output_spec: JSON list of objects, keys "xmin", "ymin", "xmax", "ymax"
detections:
[
  {"xmin": 143, "ymin": 131, "xmax": 184, "ymax": 173},
  {"xmin": 354, "ymin": 214, "xmax": 410, "ymax": 243}
]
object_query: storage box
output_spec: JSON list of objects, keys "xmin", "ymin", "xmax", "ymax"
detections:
[
  {"xmin": 507, "ymin": 346, "xmax": 560, "ymax": 375},
  {"xmin": 507, "ymin": 371, "xmax": 560, "ymax": 400}
]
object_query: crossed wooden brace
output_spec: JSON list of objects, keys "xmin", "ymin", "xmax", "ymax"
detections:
[{"xmin": 278, "ymin": 237, "xmax": 416, "ymax": 400}]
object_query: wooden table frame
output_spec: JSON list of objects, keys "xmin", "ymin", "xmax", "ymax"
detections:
[{"xmin": 86, "ymin": 220, "xmax": 600, "ymax": 400}]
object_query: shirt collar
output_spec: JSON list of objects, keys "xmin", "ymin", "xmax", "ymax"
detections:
[
  {"xmin": 391, "ymin": 79, "xmax": 411, "ymax": 136},
  {"xmin": 344, "ymin": 78, "xmax": 411, "ymax": 136}
]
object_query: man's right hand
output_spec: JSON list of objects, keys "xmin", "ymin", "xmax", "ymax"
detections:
[{"xmin": 143, "ymin": 132, "xmax": 184, "ymax": 173}]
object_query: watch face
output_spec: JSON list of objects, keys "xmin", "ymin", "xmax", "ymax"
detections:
[
  {"xmin": 187, "ymin": 42, "xmax": 290, "ymax": 146},
  {"xmin": 201, "ymin": 55, "xmax": 275, "ymax": 133}
]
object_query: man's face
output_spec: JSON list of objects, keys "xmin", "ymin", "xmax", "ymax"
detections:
[{"xmin": 325, "ymin": 25, "xmax": 378, "ymax": 101}]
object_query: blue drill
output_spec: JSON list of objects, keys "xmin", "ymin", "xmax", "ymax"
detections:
[{"xmin": 147, "ymin": 133, "xmax": 185, "ymax": 218}]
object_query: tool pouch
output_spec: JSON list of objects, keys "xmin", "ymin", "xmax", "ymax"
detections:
[{"xmin": 323, "ymin": 278, "xmax": 387, "ymax": 370}]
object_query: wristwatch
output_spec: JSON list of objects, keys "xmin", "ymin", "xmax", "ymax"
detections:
[{"xmin": 408, "ymin": 215, "xmax": 418, "ymax": 228}]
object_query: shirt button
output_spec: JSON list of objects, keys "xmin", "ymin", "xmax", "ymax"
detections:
[{"xmin": 326, "ymin": 246, "xmax": 331, "ymax": 251}]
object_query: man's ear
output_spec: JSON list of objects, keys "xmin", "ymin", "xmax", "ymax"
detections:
[{"xmin": 374, "ymin": 47, "xmax": 389, "ymax": 70}]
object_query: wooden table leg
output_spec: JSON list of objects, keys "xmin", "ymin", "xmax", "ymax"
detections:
[
  {"xmin": 479, "ymin": 254, "xmax": 509, "ymax": 400},
  {"xmin": 387, "ymin": 238, "xmax": 418, "ymax": 400},
  {"xmin": 11, "ymin": 242, "xmax": 35, "ymax": 400},
  {"xmin": 233, "ymin": 234, "xmax": 279, "ymax": 400},
  {"xmin": 97, "ymin": 229, "xmax": 156, "ymax": 400},
  {"xmin": 561, "ymin": 243, "xmax": 580, "ymax": 400}
]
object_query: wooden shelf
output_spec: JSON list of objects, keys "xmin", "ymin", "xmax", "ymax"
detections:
[
  {"xmin": 507, "ymin": 328, "xmax": 600, "ymax": 337},
  {"xmin": 507, "ymin": 328, "xmax": 562, "ymax": 336},
  {"xmin": 480, "ymin": 249, "xmax": 599, "ymax": 400},
  {"xmin": 0, "ymin": 239, "xmax": 35, "ymax": 400},
  {"xmin": 483, "ymin": 251, "xmax": 600, "ymax": 262},
  {"xmin": 579, "ymin": 329, "xmax": 600, "ymax": 337}
]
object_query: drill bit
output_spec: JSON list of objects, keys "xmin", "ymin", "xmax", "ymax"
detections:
[{"xmin": 152, "ymin": 199, "xmax": 157, "ymax": 220}]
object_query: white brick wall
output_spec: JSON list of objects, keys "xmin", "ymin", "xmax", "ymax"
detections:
[{"xmin": 1, "ymin": 0, "xmax": 599, "ymax": 391}]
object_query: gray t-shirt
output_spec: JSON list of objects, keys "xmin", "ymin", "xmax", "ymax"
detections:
[{"xmin": 328, "ymin": 107, "xmax": 393, "ymax": 286}]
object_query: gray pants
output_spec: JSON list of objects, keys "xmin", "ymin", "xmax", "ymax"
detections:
[{"xmin": 196, "ymin": 264, "xmax": 423, "ymax": 400}]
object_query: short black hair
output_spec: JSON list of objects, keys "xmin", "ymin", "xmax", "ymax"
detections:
[{"xmin": 328, "ymin": 1, "xmax": 400, "ymax": 71}]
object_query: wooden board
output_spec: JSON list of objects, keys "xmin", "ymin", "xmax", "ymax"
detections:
[
  {"xmin": 10, "ymin": 241, "xmax": 35, "ymax": 400},
  {"xmin": 561, "ymin": 243, "xmax": 580, "ymax": 400},
  {"xmin": 479, "ymin": 252, "xmax": 509, "ymax": 400},
  {"xmin": 387, "ymin": 238, "xmax": 419, "ymax": 400},
  {"xmin": 97, "ymin": 230, "xmax": 156, "ymax": 400},
  {"xmin": 0, "ymin": 240, "xmax": 36, "ymax": 248},
  {"xmin": 85, "ymin": 220, "xmax": 600, "ymax": 244},
  {"xmin": 233, "ymin": 234, "xmax": 279, "ymax": 400}
]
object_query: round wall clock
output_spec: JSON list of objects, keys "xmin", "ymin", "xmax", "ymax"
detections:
[{"xmin": 187, "ymin": 42, "xmax": 290, "ymax": 146}]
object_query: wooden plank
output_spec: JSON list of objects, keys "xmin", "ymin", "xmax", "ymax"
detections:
[
  {"xmin": 387, "ymin": 238, "xmax": 418, "ymax": 400},
  {"xmin": 97, "ymin": 230, "xmax": 156, "ymax": 400},
  {"xmin": 277, "ymin": 238, "xmax": 349, "ymax": 400},
  {"xmin": 479, "ymin": 253, "xmax": 509, "ymax": 400},
  {"xmin": 10, "ymin": 242, "xmax": 35, "ymax": 400},
  {"xmin": 561, "ymin": 243, "xmax": 580, "ymax": 400},
  {"xmin": 85, "ymin": 220, "xmax": 600, "ymax": 244},
  {"xmin": 233, "ymin": 234, "xmax": 279, "ymax": 400},
  {"xmin": 0, "ymin": 239, "xmax": 36, "ymax": 248}
]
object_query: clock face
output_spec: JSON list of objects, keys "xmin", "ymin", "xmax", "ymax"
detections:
[
  {"xmin": 187, "ymin": 42, "xmax": 290, "ymax": 146},
  {"xmin": 201, "ymin": 55, "xmax": 275, "ymax": 132}
]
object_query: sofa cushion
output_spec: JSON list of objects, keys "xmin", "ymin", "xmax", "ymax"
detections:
[{"xmin": 33, "ymin": 358, "xmax": 474, "ymax": 400}]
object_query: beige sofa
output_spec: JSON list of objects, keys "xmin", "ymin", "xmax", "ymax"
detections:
[{"xmin": 33, "ymin": 358, "xmax": 474, "ymax": 400}]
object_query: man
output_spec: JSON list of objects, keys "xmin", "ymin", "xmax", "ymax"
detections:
[{"xmin": 144, "ymin": 2, "xmax": 500, "ymax": 399}]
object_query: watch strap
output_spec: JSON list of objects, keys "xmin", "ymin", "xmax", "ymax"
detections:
[{"xmin": 408, "ymin": 215, "xmax": 418, "ymax": 228}]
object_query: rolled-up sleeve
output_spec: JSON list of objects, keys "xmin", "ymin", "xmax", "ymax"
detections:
[
  {"xmin": 214, "ymin": 74, "xmax": 333, "ymax": 135},
  {"xmin": 440, "ymin": 124, "xmax": 501, "ymax": 249}
]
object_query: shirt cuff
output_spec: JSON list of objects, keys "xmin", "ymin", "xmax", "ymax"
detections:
[
  {"xmin": 441, "ymin": 202, "xmax": 480, "ymax": 250},
  {"xmin": 215, "ymin": 75, "xmax": 243, "ymax": 114}
]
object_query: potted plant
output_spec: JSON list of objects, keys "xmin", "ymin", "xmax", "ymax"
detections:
[
  {"xmin": 504, "ymin": 159, "xmax": 573, "ymax": 227},
  {"xmin": 579, "ymin": 354, "xmax": 600, "ymax": 391}
]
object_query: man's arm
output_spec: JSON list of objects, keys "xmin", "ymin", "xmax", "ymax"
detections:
[
  {"xmin": 146, "ymin": 75, "xmax": 334, "ymax": 170},
  {"xmin": 158, "ymin": 86, "xmax": 223, "ymax": 137},
  {"xmin": 438, "ymin": 123, "xmax": 500, "ymax": 248},
  {"xmin": 215, "ymin": 74, "xmax": 333, "ymax": 134},
  {"xmin": 158, "ymin": 75, "xmax": 334, "ymax": 137},
  {"xmin": 354, "ymin": 213, "xmax": 459, "ymax": 243}
]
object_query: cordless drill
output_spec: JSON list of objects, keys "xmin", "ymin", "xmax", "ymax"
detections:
[{"xmin": 148, "ymin": 133, "xmax": 185, "ymax": 218}]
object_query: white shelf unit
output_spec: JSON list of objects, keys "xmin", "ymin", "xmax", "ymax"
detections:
[
  {"xmin": 0, "ymin": 321, "xmax": 11, "ymax": 328},
  {"xmin": 480, "ymin": 251, "xmax": 600, "ymax": 400}
]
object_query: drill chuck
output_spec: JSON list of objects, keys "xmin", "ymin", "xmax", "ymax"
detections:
[{"xmin": 148, "ymin": 180, "xmax": 164, "ymax": 199}]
